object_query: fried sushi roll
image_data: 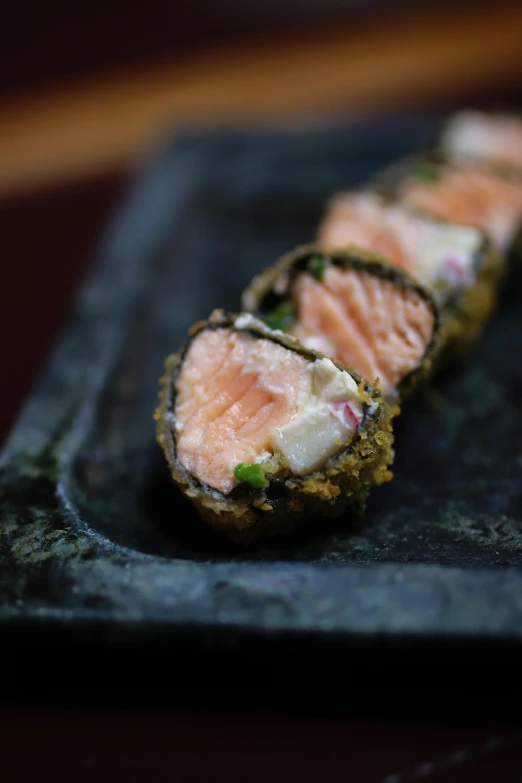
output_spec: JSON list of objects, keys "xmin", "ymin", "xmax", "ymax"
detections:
[
  {"xmin": 438, "ymin": 113, "xmax": 522, "ymax": 263},
  {"xmin": 156, "ymin": 310, "xmax": 394, "ymax": 542},
  {"xmin": 380, "ymin": 155, "xmax": 522, "ymax": 259},
  {"xmin": 242, "ymin": 246, "xmax": 438, "ymax": 400},
  {"xmin": 317, "ymin": 191, "xmax": 500, "ymax": 352},
  {"xmin": 441, "ymin": 111, "xmax": 522, "ymax": 175}
]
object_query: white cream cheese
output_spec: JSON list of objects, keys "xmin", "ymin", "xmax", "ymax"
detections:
[
  {"xmin": 417, "ymin": 221, "xmax": 481, "ymax": 298},
  {"xmin": 441, "ymin": 112, "xmax": 494, "ymax": 162},
  {"xmin": 370, "ymin": 198, "xmax": 481, "ymax": 301},
  {"xmin": 270, "ymin": 358, "xmax": 363, "ymax": 475},
  {"xmin": 234, "ymin": 313, "xmax": 265, "ymax": 331},
  {"xmin": 233, "ymin": 318, "xmax": 365, "ymax": 476}
]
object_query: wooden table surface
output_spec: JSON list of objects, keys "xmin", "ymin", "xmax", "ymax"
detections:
[
  {"xmin": 2, "ymin": 2, "xmax": 522, "ymax": 196},
  {"xmin": 2, "ymin": 2, "xmax": 522, "ymax": 780}
]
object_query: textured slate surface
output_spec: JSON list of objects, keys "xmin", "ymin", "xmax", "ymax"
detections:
[{"xmin": 2, "ymin": 114, "xmax": 522, "ymax": 665}]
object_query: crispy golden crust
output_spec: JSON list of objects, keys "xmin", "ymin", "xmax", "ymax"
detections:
[
  {"xmin": 155, "ymin": 311, "xmax": 395, "ymax": 544},
  {"xmin": 435, "ymin": 244, "xmax": 504, "ymax": 361},
  {"xmin": 241, "ymin": 243, "xmax": 440, "ymax": 403}
]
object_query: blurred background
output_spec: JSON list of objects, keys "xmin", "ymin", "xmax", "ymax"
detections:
[
  {"xmin": 3, "ymin": 4, "xmax": 522, "ymax": 779},
  {"xmin": 2, "ymin": 0, "xmax": 522, "ymax": 442}
]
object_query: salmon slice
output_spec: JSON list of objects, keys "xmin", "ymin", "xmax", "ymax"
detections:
[
  {"xmin": 290, "ymin": 265, "xmax": 435, "ymax": 395},
  {"xmin": 399, "ymin": 162, "xmax": 522, "ymax": 251},
  {"xmin": 319, "ymin": 193, "xmax": 415, "ymax": 271},
  {"xmin": 175, "ymin": 323, "xmax": 363, "ymax": 493},
  {"xmin": 157, "ymin": 311, "xmax": 394, "ymax": 540},
  {"xmin": 442, "ymin": 111, "xmax": 522, "ymax": 172},
  {"xmin": 318, "ymin": 192, "xmax": 482, "ymax": 304}
]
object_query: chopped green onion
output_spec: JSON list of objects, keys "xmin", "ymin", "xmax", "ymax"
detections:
[
  {"xmin": 234, "ymin": 462, "xmax": 269, "ymax": 489},
  {"xmin": 308, "ymin": 254, "xmax": 327, "ymax": 281},
  {"xmin": 411, "ymin": 161, "xmax": 441, "ymax": 184},
  {"xmin": 261, "ymin": 301, "xmax": 297, "ymax": 332}
]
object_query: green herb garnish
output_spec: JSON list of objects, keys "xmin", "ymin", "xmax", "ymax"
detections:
[
  {"xmin": 410, "ymin": 160, "xmax": 441, "ymax": 184},
  {"xmin": 234, "ymin": 462, "xmax": 269, "ymax": 489},
  {"xmin": 308, "ymin": 254, "xmax": 327, "ymax": 281},
  {"xmin": 261, "ymin": 301, "xmax": 297, "ymax": 331}
]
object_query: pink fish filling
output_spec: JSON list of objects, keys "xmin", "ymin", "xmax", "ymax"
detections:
[
  {"xmin": 289, "ymin": 265, "xmax": 435, "ymax": 395},
  {"xmin": 318, "ymin": 192, "xmax": 481, "ymax": 303},
  {"xmin": 399, "ymin": 163, "xmax": 522, "ymax": 252},
  {"xmin": 175, "ymin": 326, "xmax": 362, "ymax": 493}
]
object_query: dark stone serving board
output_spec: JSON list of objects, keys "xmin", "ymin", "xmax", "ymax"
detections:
[{"xmin": 2, "ymin": 113, "xmax": 522, "ymax": 701}]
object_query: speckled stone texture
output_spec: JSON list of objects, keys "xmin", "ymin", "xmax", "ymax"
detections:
[{"xmin": 2, "ymin": 115, "xmax": 522, "ymax": 665}]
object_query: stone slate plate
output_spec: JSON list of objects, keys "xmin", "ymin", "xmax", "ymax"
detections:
[{"xmin": 2, "ymin": 114, "xmax": 522, "ymax": 696}]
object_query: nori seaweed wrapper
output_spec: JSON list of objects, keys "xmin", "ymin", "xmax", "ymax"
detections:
[
  {"xmin": 155, "ymin": 310, "xmax": 395, "ymax": 543},
  {"xmin": 242, "ymin": 244, "xmax": 440, "ymax": 402}
]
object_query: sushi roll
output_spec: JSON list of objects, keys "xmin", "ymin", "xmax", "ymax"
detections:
[
  {"xmin": 378, "ymin": 155, "xmax": 522, "ymax": 259},
  {"xmin": 438, "ymin": 112, "xmax": 522, "ymax": 264},
  {"xmin": 242, "ymin": 245, "xmax": 439, "ymax": 401},
  {"xmin": 317, "ymin": 191, "xmax": 501, "ymax": 353},
  {"xmin": 440, "ymin": 111, "xmax": 522, "ymax": 175},
  {"xmin": 155, "ymin": 310, "xmax": 394, "ymax": 542}
]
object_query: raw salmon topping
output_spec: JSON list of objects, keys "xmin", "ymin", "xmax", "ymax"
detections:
[
  {"xmin": 175, "ymin": 324, "xmax": 363, "ymax": 493},
  {"xmin": 290, "ymin": 265, "xmax": 434, "ymax": 395},
  {"xmin": 318, "ymin": 192, "xmax": 481, "ymax": 303},
  {"xmin": 399, "ymin": 162, "xmax": 522, "ymax": 251},
  {"xmin": 442, "ymin": 111, "xmax": 522, "ymax": 172}
]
